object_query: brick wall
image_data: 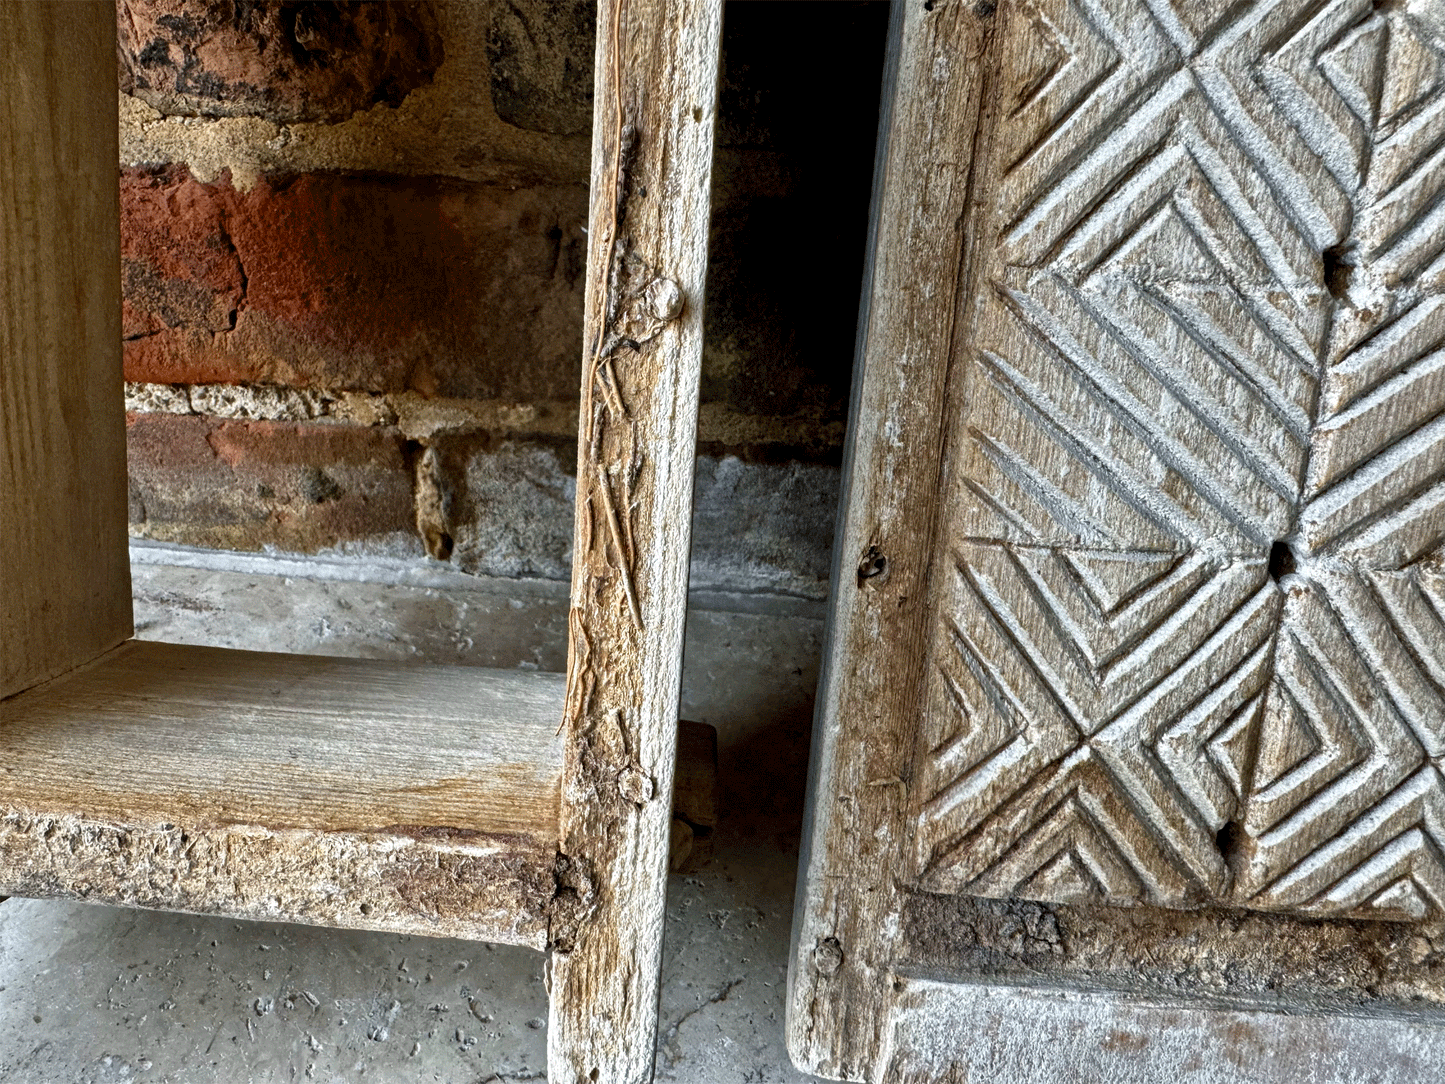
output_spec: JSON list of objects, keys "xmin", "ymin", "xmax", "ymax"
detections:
[{"xmin": 119, "ymin": 0, "xmax": 887, "ymax": 598}]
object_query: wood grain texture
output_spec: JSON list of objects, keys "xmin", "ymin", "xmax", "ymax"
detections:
[
  {"xmin": 549, "ymin": 1, "xmax": 722, "ymax": 1080},
  {"xmin": 880, "ymin": 977, "xmax": 1445, "ymax": 1084},
  {"xmin": 1, "ymin": 1, "xmax": 132, "ymax": 698},
  {"xmin": 787, "ymin": 3, "xmax": 993, "ymax": 1078},
  {"xmin": 0, "ymin": 640, "xmax": 566, "ymax": 946}
]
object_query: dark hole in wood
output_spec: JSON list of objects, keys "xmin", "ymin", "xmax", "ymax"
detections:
[
  {"xmin": 1322, "ymin": 243, "xmax": 1354, "ymax": 300},
  {"xmin": 1268, "ymin": 540, "xmax": 1296, "ymax": 582},
  {"xmin": 857, "ymin": 545, "xmax": 888, "ymax": 585},
  {"xmin": 1216, "ymin": 820, "xmax": 1243, "ymax": 859}
]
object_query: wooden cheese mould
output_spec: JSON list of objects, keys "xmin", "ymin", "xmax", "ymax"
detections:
[{"xmin": 1, "ymin": 3, "xmax": 722, "ymax": 1082}]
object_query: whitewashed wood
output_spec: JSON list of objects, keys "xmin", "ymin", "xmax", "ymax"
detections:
[
  {"xmin": 1, "ymin": 1, "xmax": 131, "ymax": 698},
  {"xmin": 549, "ymin": 0, "xmax": 721, "ymax": 1080},
  {"xmin": 0, "ymin": 640, "xmax": 566, "ymax": 946},
  {"xmin": 907, "ymin": 0, "xmax": 1445, "ymax": 923},
  {"xmin": 880, "ymin": 978, "xmax": 1445, "ymax": 1084},
  {"xmin": 791, "ymin": 0, "xmax": 1445, "ymax": 1079}
]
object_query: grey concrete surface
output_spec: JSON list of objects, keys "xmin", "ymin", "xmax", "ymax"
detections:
[{"xmin": 0, "ymin": 549, "xmax": 822, "ymax": 1083}]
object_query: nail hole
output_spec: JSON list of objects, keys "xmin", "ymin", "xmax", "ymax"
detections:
[
  {"xmin": 1322, "ymin": 243, "xmax": 1353, "ymax": 300},
  {"xmin": 424, "ymin": 528, "xmax": 454, "ymax": 562},
  {"xmin": 1267, "ymin": 540, "xmax": 1296, "ymax": 583},
  {"xmin": 1215, "ymin": 820, "xmax": 1242, "ymax": 860},
  {"xmin": 975, "ymin": 0, "xmax": 997, "ymax": 14},
  {"xmin": 857, "ymin": 545, "xmax": 888, "ymax": 586}
]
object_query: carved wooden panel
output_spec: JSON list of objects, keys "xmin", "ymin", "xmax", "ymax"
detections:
[
  {"xmin": 910, "ymin": 0, "xmax": 1445, "ymax": 923},
  {"xmin": 790, "ymin": 0, "xmax": 1445, "ymax": 1078}
]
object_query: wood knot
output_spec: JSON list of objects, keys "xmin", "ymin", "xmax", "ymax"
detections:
[
  {"xmin": 813, "ymin": 936, "xmax": 844, "ymax": 976},
  {"xmin": 608, "ymin": 250, "xmax": 685, "ymax": 349},
  {"xmin": 617, "ymin": 764, "xmax": 655, "ymax": 806},
  {"xmin": 641, "ymin": 276, "xmax": 683, "ymax": 324},
  {"xmin": 547, "ymin": 852, "xmax": 597, "ymax": 954}
]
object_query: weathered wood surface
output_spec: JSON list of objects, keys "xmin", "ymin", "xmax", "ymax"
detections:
[
  {"xmin": 1, "ymin": 1, "xmax": 131, "ymax": 698},
  {"xmin": 906, "ymin": 0, "xmax": 1445, "ymax": 926},
  {"xmin": 791, "ymin": 0, "xmax": 1445, "ymax": 1079},
  {"xmin": 787, "ymin": 3, "xmax": 988, "ymax": 1078},
  {"xmin": 549, "ymin": 0, "xmax": 722, "ymax": 1080},
  {"xmin": 881, "ymin": 978, "xmax": 1445, "ymax": 1084},
  {"xmin": 0, "ymin": 640, "xmax": 567, "ymax": 946}
]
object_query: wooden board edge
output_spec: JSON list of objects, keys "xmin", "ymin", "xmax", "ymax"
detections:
[
  {"xmin": 546, "ymin": 2, "xmax": 723, "ymax": 1079},
  {"xmin": 0, "ymin": 809, "xmax": 558, "ymax": 950},
  {"xmin": 785, "ymin": 4, "xmax": 1000, "ymax": 1079},
  {"xmin": 879, "ymin": 977, "xmax": 1445, "ymax": 1084},
  {"xmin": 0, "ymin": 1, "xmax": 132, "ymax": 699}
]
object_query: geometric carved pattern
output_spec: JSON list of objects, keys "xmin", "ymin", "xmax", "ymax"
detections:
[
  {"xmin": 912, "ymin": 0, "xmax": 1445, "ymax": 920},
  {"xmin": 916, "ymin": 543, "xmax": 1276, "ymax": 907}
]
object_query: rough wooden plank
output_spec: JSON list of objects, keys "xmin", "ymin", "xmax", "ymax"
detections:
[
  {"xmin": 548, "ymin": 0, "xmax": 722, "ymax": 1080},
  {"xmin": 0, "ymin": 640, "xmax": 566, "ymax": 947},
  {"xmin": 791, "ymin": 0, "xmax": 1445, "ymax": 1080},
  {"xmin": 786, "ymin": 3, "xmax": 990, "ymax": 1077},
  {"xmin": 1, "ymin": 1, "xmax": 132, "ymax": 698}
]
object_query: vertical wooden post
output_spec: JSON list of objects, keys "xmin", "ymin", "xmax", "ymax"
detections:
[
  {"xmin": 549, "ymin": 1, "xmax": 722, "ymax": 1081},
  {"xmin": 1, "ymin": 2, "xmax": 131, "ymax": 698}
]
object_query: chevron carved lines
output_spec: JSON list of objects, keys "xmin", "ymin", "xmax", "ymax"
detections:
[
  {"xmin": 954, "ymin": 0, "xmax": 1350, "ymax": 550},
  {"xmin": 914, "ymin": 542, "xmax": 1276, "ymax": 907},
  {"xmin": 1242, "ymin": 567, "xmax": 1445, "ymax": 919},
  {"xmin": 1246, "ymin": 4, "xmax": 1445, "ymax": 920},
  {"xmin": 913, "ymin": 0, "xmax": 1445, "ymax": 921},
  {"xmin": 1297, "ymin": 5, "xmax": 1445, "ymax": 567}
]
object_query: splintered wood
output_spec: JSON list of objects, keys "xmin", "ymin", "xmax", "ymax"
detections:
[
  {"xmin": 792, "ymin": 0, "xmax": 1445, "ymax": 1079},
  {"xmin": 550, "ymin": 1, "xmax": 721, "ymax": 1083}
]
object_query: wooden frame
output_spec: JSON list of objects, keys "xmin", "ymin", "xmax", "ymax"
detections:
[
  {"xmin": 790, "ymin": 1, "xmax": 1445, "ymax": 1080},
  {"xmin": 1, "ymin": 4, "xmax": 721, "ymax": 1082}
]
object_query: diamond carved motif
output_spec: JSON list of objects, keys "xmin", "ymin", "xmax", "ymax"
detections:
[{"xmin": 912, "ymin": 0, "xmax": 1445, "ymax": 921}]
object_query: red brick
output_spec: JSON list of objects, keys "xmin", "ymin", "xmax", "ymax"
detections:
[
  {"xmin": 127, "ymin": 412, "xmax": 416, "ymax": 553},
  {"xmin": 117, "ymin": 0, "xmax": 443, "ymax": 124},
  {"xmin": 121, "ymin": 167, "xmax": 588, "ymax": 400},
  {"xmin": 122, "ymin": 167, "xmax": 244, "ymax": 338}
]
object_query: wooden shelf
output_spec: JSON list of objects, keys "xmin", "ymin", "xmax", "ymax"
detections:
[{"xmin": 0, "ymin": 641, "xmax": 566, "ymax": 948}]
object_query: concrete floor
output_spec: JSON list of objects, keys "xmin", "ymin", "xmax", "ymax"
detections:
[{"xmin": 0, "ymin": 550, "xmax": 825, "ymax": 1083}]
